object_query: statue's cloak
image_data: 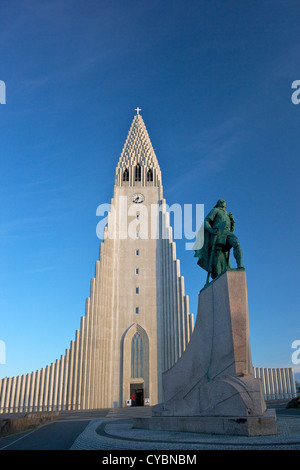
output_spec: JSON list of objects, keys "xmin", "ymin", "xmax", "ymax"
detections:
[
  {"xmin": 193, "ymin": 209, "xmax": 232, "ymax": 273},
  {"xmin": 193, "ymin": 223, "xmax": 211, "ymax": 273}
]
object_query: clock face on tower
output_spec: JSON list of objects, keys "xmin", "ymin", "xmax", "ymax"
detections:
[{"xmin": 132, "ymin": 193, "xmax": 145, "ymax": 204}]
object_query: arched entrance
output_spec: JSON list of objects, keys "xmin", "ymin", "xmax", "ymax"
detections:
[{"xmin": 120, "ymin": 324, "xmax": 149, "ymax": 407}]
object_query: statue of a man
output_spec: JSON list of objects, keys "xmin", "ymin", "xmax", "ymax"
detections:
[{"xmin": 194, "ymin": 199, "xmax": 244, "ymax": 282}]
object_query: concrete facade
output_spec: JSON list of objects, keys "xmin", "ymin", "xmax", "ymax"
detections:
[
  {"xmin": 254, "ymin": 367, "xmax": 297, "ymax": 401},
  {"xmin": 0, "ymin": 112, "xmax": 194, "ymax": 412}
]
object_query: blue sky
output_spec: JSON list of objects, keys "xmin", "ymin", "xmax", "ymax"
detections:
[{"xmin": 0, "ymin": 0, "xmax": 300, "ymax": 382}]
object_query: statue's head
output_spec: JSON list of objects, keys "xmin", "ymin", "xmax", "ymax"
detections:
[{"xmin": 214, "ymin": 199, "xmax": 226, "ymax": 209}]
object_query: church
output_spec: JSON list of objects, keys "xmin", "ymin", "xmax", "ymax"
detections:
[
  {"xmin": 0, "ymin": 111, "xmax": 296, "ymax": 413},
  {"xmin": 0, "ymin": 110, "xmax": 194, "ymax": 412}
]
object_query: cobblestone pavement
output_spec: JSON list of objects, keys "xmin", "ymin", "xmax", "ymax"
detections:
[{"xmin": 70, "ymin": 414, "xmax": 300, "ymax": 450}]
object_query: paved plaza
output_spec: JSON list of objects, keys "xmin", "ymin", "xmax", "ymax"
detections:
[{"xmin": 70, "ymin": 403, "xmax": 300, "ymax": 450}]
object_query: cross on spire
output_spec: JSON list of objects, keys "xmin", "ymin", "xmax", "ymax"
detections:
[{"xmin": 135, "ymin": 107, "xmax": 142, "ymax": 115}]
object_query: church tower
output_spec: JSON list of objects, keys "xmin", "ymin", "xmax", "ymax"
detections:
[
  {"xmin": 81, "ymin": 110, "xmax": 194, "ymax": 408},
  {"xmin": 0, "ymin": 111, "xmax": 194, "ymax": 412}
]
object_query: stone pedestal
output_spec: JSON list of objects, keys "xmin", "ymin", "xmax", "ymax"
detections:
[{"xmin": 134, "ymin": 270, "xmax": 277, "ymax": 436}]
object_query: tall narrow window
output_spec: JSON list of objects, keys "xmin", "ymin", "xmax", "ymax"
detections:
[
  {"xmin": 136, "ymin": 287, "xmax": 139, "ymax": 294},
  {"xmin": 147, "ymin": 168, "xmax": 153, "ymax": 182},
  {"xmin": 135, "ymin": 307, "xmax": 139, "ymax": 314},
  {"xmin": 135, "ymin": 268, "xmax": 139, "ymax": 274},
  {"xmin": 123, "ymin": 168, "xmax": 129, "ymax": 182},
  {"xmin": 135, "ymin": 163, "xmax": 141, "ymax": 181},
  {"xmin": 131, "ymin": 333, "xmax": 143, "ymax": 378},
  {"xmin": 136, "ymin": 250, "xmax": 139, "ymax": 256}
]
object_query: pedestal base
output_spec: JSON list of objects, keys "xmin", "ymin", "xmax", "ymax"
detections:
[
  {"xmin": 133, "ymin": 409, "xmax": 277, "ymax": 437},
  {"xmin": 137, "ymin": 271, "xmax": 277, "ymax": 436}
]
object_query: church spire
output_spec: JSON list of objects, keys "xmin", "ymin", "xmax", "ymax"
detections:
[{"xmin": 115, "ymin": 110, "xmax": 162, "ymax": 187}]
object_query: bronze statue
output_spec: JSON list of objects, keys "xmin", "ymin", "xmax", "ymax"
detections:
[{"xmin": 194, "ymin": 199, "xmax": 244, "ymax": 284}]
